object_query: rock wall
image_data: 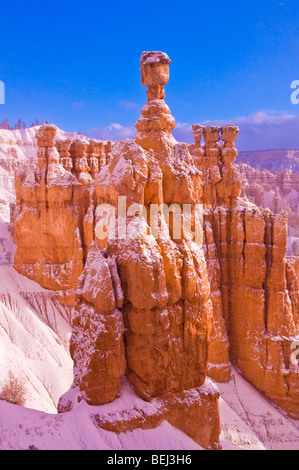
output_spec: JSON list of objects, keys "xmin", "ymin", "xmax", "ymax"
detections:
[
  {"xmin": 13, "ymin": 127, "xmax": 114, "ymax": 302},
  {"xmin": 69, "ymin": 51, "xmax": 214, "ymax": 408},
  {"xmin": 187, "ymin": 127, "xmax": 299, "ymax": 419}
]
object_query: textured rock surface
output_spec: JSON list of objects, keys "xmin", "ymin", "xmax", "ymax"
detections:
[
  {"xmin": 13, "ymin": 125, "xmax": 86, "ymax": 296},
  {"xmin": 237, "ymin": 163, "xmax": 299, "ymax": 255},
  {"xmin": 13, "ymin": 51, "xmax": 299, "ymax": 443},
  {"xmin": 206, "ymin": 205, "xmax": 299, "ymax": 418},
  {"xmin": 69, "ymin": 54, "xmax": 213, "ymax": 406},
  {"xmin": 12, "ymin": 126, "xmax": 114, "ymax": 301}
]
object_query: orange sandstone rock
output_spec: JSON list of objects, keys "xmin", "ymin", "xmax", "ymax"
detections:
[
  {"xmin": 13, "ymin": 125, "xmax": 87, "ymax": 292},
  {"xmin": 58, "ymin": 52, "xmax": 215, "ymax": 416}
]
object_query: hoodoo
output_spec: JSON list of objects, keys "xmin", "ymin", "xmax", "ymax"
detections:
[{"xmin": 12, "ymin": 52, "xmax": 299, "ymax": 449}]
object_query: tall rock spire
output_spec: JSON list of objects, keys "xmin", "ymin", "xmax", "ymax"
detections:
[{"xmin": 135, "ymin": 51, "xmax": 176, "ymax": 153}]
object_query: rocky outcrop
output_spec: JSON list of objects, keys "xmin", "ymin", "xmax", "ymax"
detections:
[
  {"xmin": 69, "ymin": 52, "xmax": 214, "ymax": 410},
  {"xmin": 12, "ymin": 127, "xmax": 112, "ymax": 301},
  {"xmin": 237, "ymin": 163, "xmax": 299, "ymax": 254},
  {"xmin": 12, "ymin": 51, "xmax": 299, "ymax": 447}
]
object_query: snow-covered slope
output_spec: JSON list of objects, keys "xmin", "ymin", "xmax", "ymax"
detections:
[
  {"xmin": 0, "ymin": 398, "xmax": 203, "ymax": 451},
  {"xmin": 219, "ymin": 368, "xmax": 299, "ymax": 450},
  {"xmin": 0, "ymin": 265, "xmax": 73, "ymax": 413},
  {"xmin": 0, "ymin": 127, "xmax": 79, "ymax": 164},
  {"xmin": 0, "ymin": 367, "xmax": 298, "ymax": 450},
  {"xmin": 0, "ymin": 128, "xmax": 38, "ymax": 164}
]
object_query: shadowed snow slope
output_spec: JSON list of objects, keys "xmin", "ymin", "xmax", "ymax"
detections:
[
  {"xmin": 0, "ymin": 399, "xmax": 202, "ymax": 451},
  {"xmin": 0, "ymin": 368, "xmax": 298, "ymax": 450},
  {"xmin": 219, "ymin": 368, "xmax": 299, "ymax": 450},
  {"xmin": 0, "ymin": 135, "xmax": 74, "ymax": 413},
  {"xmin": 0, "ymin": 266, "xmax": 73, "ymax": 413}
]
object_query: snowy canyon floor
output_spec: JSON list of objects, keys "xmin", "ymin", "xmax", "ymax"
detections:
[{"xmin": 0, "ymin": 366, "xmax": 299, "ymax": 450}]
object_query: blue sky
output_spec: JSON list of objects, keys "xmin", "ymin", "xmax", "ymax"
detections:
[{"xmin": 1, "ymin": 0, "xmax": 299, "ymax": 149}]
